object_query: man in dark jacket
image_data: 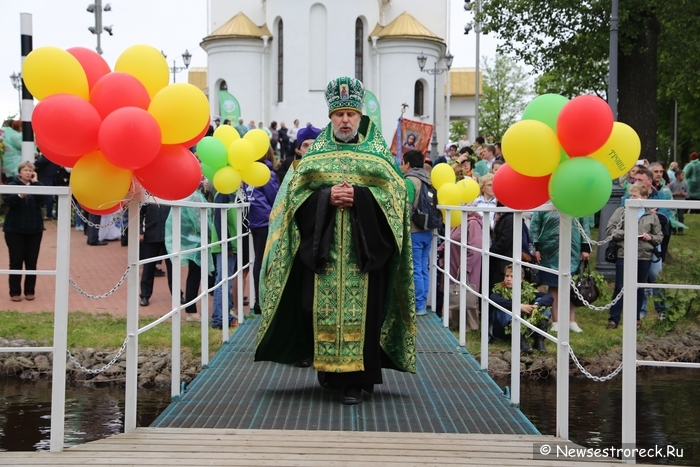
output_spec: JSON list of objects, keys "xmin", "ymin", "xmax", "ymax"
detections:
[{"xmin": 139, "ymin": 204, "xmax": 173, "ymax": 306}]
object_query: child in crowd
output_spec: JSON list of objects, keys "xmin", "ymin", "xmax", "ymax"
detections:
[{"xmin": 489, "ymin": 264, "xmax": 552, "ymax": 354}]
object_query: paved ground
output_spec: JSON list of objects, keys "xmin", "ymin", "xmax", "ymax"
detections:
[{"xmin": 0, "ymin": 220, "xmax": 228, "ymax": 318}]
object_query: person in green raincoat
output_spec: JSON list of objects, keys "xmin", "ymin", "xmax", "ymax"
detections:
[{"xmin": 529, "ymin": 208, "xmax": 591, "ymax": 335}]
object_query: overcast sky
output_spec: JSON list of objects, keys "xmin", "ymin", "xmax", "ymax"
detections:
[{"xmin": 0, "ymin": 0, "xmax": 498, "ymax": 121}]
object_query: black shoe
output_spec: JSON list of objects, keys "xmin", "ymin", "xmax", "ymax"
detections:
[
  {"xmin": 520, "ymin": 335, "xmax": 533, "ymax": 355},
  {"xmin": 296, "ymin": 358, "xmax": 313, "ymax": 368},
  {"xmin": 88, "ymin": 241, "xmax": 108, "ymax": 246},
  {"xmin": 154, "ymin": 268, "xmax": 165, "ymax": 277},
  {"xmin": 317, "ymin": 372, "xmax": 339, "ymax": 391},
  {"xmin": 139, "ymin": 297, "xmax": 149, "ymax": 307},
  {"xmin": 342, "ymin": 386, "xmax": 363, "ymax": 405},
  {"xmin": 533, "ymin": 336, "xmax": 546, "ymax": 353}
]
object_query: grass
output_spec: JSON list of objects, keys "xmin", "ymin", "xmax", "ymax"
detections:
[
  {"xmin": 462, "ymin": 213, "xmax": 700, "ymax": 359},
  {"xmin": 0, "ymin": 311, "xmax": 225, "ymax": 358}
]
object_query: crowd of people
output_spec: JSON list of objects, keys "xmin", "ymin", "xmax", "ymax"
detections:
[{"xmin": 2, "ymin": 82, "xmax": 699, "ymax": 405}]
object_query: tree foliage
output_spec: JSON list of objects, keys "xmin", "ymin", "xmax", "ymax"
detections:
[
  {"xmin": 480, "ymin": 55, "xmax": 532, "ymax": 141},
  {"xmin": 481, "ymin": 0, "xmax": 700, "ymax": 164},
  {"xmin": 449, "ymin": 120, "xmax": 468, "ymax": 144}
]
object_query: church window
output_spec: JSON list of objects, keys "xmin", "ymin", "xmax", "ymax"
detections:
[
  {"xmin": 414, "ymin": 81, "xmax": 424, "ymax": 116},
  {"xmin": 355, "ymin": 18, "xmax": 363, "ymax": 82},
  {"xmin": 278, "ymin": 19, "xmax": 284, "ymax": 102}
]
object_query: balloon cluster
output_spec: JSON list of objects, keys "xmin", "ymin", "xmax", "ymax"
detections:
[
  {"xmin": 196, "ymin": 127, "xmax": 271, "ymax": 194},
  {"xmin": 493, "ymin": 94, "xmax": 641, "ymax": 217},
  {"xmin": 22, "ymin": 45, "xmax": 209, "ymax": 214},
  {"xmin": 430, "ymin": 164, "xmax": 480, "ymax": 227}
]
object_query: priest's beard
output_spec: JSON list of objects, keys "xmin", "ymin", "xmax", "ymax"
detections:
[{"xmin": 333, "ymin": 124, "xmax": 359, "ymax": 142}]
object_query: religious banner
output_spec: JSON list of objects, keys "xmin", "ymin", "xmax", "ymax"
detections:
[
  {"xmin": 218, "ymin": 90, "xmax": 241, "ymax": 122},
  {"xmin": 364, "ymin": 90, "xmax": 382, "ymax": 133},
  {"xmin": 390, "ymin": 117, "xmax": 433, "ymax": 158}
]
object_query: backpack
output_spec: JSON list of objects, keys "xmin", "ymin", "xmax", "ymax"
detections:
[{"xmin": 412, "ymin": 180, "xmax": 442, "ymax": 230}]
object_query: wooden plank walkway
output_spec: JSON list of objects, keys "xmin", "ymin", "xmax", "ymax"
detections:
[{"xmin": 0, "ymin": 428, "xmax": 628, "ymax": 466}]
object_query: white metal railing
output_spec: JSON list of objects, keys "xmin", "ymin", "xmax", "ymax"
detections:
[
  {"xmin": 123, "ymin": 196, "xmax": 252, "ymax": 432},
  {"xmin": 436, "ymin": 198, "xmax": 700, "ymax": 458},
  {"xmin": 0, "ymin": 185, "xmax": 251, "ymax": 451},
  {"xmin": 0, "ymin": 184, "xmax": 72, "ymax": 452}
]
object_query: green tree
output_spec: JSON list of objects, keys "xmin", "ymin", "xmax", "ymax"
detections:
[
  {"xmin": 480, "ymin": 0, "xmax": 700, "ymax": 163},
  {"xmin": 449, "ymin": 120, "xmax": 468, "ymax": 144},
  {"xmin": 480, "ymin": 55, "xmax": 532, "ymax": 141}
]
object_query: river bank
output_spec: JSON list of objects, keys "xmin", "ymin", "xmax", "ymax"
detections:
[{"xmin": 3, "ymin": 327, "xmax": 700, "ymax": 385}]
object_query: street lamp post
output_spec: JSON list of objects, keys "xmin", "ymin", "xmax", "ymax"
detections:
[
  {"xmin": 464, "ymin": 0, "xmax": 481, "ymax": 141},
  {"xmin": 162, "ymin": 50, "xmax": 192, "ymax": 83},
  {"xmin": 10, "ymin": 72, "xmax": 22, "ymax": 118},
  {"xmin": 417, "ymin": 51, "xmax": 454, "ymax": 160},
  {"xmin": 87, "ymin": 1, "xmax": 112, "ymax": 55}
]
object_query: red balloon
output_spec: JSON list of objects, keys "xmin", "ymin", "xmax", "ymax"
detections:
[
  {"xmin": 493, "ymin": 163, "xmax": 551, "ymax": 210},
  {"xmin": 33, "ymin": 94, "xmax": 101, "ymax": 157},
  {"xmin": 180, "ymin": 118, "xmax": 211, "ymax": 149},
  {"xmin": 134, "ymin": 145, "xmax": 202, "ymax": 200},
  {"xmin": 98, "ymin": 107, "xmax": 162, "ymax": 170},
  {"xmin": 82, "ymin": 203, "xmax": 124, "ymax": 216},
  {"xmin": 67, "ymin": 47, "xmax": 111, "ymax": 91},
  {"xmin": 556, "ymin": 95, "xmax": 614, "ymax": 157},
  {"xmin": 90, "ymin": 72, "xmax": 150, "ymax": 120},
  {"xmin": 36, "ymin": 139, "xmax": 82, "ymax": 168}
]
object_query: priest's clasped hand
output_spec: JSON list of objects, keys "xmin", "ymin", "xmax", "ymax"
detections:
[{"xmin": 330, "ymin": 181, "xmax": 354, "ymax": 208}]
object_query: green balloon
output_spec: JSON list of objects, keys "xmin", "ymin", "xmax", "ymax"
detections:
[
  {"xmin": 201, "ymin": 163, "xmax": 219, "ymax": 182},
  {"xmin": 549, "ymin": 157, "xmax": 612, "ymax": 217},
  {"xmin": 522, "ymin": 94, "xmax": 569, "ymax": 132},
  {"xmin": 195, "ymin": 136, "xmax": 228, "ymax": 168}
]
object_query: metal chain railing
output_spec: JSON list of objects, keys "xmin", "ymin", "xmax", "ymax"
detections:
[
  {"xmin": 72, "ymin": 198, "xmax": 129, "ymax": 229},
  {"xmin": 572, "ymin": 215, "xmax": 624, "ymax": 246},
  {"xmin": 571, "ymin": 281, "xmax": 625, "ymax": 311},
  {"xmin": 568, "ymin": 345, "xmax": 624, "ymax": 382},
  {"xmin": 69, "ymin": 265, "xmax": 133, "ymax": 299},
  {"xmin": 66, "ymin": 333, "xmax": 132, "ymax": 375}
]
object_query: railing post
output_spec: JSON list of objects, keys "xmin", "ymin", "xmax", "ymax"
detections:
[
  {"xmin": 480, "ymin": 210, "xmax": 491, "ymax": 371},
  {"xmin": 124, "ymin": 198, "xmax": 141, "ymax": 432},
  {"xmin": 621, "ymin": 200, "xmax": 639, "ymax": 452},
  {"xmin": 220, "ymin": 206, "xmax": 230, "ymax": 343},
  {"xmin": 49, "ymin": 192, "xmax": 71, "ymax": 451},
  {"xmin": 510, "ymin": 212, "xmax": 523, "ymax": 406},
  {"xmin": 236, "ymin": 208, "xmax": 245, "ymax": 325},
  {"xmin": 200, "ymin": 207, "xmax": 210, "ymax": 364},
  {"xmin": 171, "ymin": 207, "xmax": 182, "ymax": 399},
  {"xmin": 459, "ymin": 209, "xmax": 468, "ymax": 346},
  {"xmin": 556, "ymin": 213, "xmax": 572, "ymax": 440},
  {"xmin": 442, "ymin": 208, "xmax": 452, "ymax": 328}
]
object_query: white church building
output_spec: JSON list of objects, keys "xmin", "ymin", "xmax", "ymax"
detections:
[{"xmin": 191, "ymin": 0, "xmax": 480, "ymax": 155}]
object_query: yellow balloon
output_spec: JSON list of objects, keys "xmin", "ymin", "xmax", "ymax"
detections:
[
  {"xmin": 70, "ymin": 150, "xmax": 132, "ymax": 210},
  {"xmin": 241, "ymin": 162, "xmax": 272, "ymax": 187},
  {"xmin": 244, "ymin": 128, "xmax": 272, "ymax": 159},
  {"xmin": 213, "ymin": 125, "xmax": 241, "ymax": 148},
  {"xmin": 589, "ymin": 122, "xmax": 641, "ymax": 179},
  {"xmin": 457, "ymin": 178, "xmax": 480, "ymax": 203},
  {"xmin": 148, "ymin": 83, "xmax": 210, "ymax": 144},
  {"xmin": 443, "ymin": 209, "xmax": 462, "ymax": 227},
  {"xmin": 213, "ymin": 166, "xmax": 242, "ymax": 194},
  {"xmin": 22, "ymin": 47, "xmax": 89, "ymax": 100},
  {"xmin": 228, "ymin": 139, "xmax": 257, "ymax": 171},
  {"xmin": 114, "ymin": 44, "xmax": 169, "ymax": 99},
  {"xmin": 437, "ymin": 183, "xmax": 462, "ymax": 206},
  {"xmin": 502, "ymin": 120, "xmax": 561, "ymax": 177},
  {"xmin": 431, "ymin": 163, "xmax": 456, "ymax": 190}
]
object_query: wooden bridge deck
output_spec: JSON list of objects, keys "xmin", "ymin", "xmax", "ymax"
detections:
[{"xmin": 0, "ymin": 428, "xmax": 627, "ymax": 466}]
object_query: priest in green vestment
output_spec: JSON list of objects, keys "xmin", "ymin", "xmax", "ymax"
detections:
[{"xmin": 255, "ymin": 76, "xmax": 417, "ymax": 405}]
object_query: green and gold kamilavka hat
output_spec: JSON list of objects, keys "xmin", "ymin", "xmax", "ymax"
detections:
[{"xmin": 324, "ymin": 76, "xmax": 364, "ymax": 116}]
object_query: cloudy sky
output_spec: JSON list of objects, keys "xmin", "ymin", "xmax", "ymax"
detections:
[{"xmin": 0, "ymin": 0, "xmax": 497, "ymax": 120}]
